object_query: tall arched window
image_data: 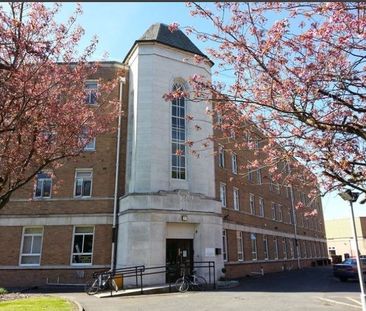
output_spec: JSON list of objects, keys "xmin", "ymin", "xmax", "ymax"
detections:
[{"xmin": 171, "ymin": 82, "xmax": 186, "ymax": 180}]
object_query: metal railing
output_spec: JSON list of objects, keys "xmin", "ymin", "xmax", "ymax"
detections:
[{"xmin": 91, "ymin": 261, "xmax": 216, "ymax": 296}]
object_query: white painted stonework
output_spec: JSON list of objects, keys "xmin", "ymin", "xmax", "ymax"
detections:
[{"xmin": 117, "ymin": 41, "xmax": 224, "ymax": 285}]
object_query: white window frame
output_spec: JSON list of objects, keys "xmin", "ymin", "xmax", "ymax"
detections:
[
  {"xmin": 249, "ymin": 193, "xmax": 255, "ymax": 215},
  {"xmin": 71, "ymin": 226, "xmax": 95, "ymax": 266},
  {"xmin": 230, "ymin": 129, "xmax": 236, "ymax": 140},
  {"xmin": 289, "ymin": 207, "xmax": 294, "ymax": 224},
  {"xmin": 275, "ymin": 182, "xmax": 280, "ymax": 194},
  {"xmin": 271, "ymin": 202, "xmax": 277, "ymax": 220},
  {"xmin": 289, "ymin": 238, "xmax": 295, "ymax": 259},
  {"xmin": 277, "ymin": 204, "xmax": 283, "ymax": 222},
  {"xmin": 269, "ymin": 175, "xmax": 274, "ymax": 191},
  {"xmin": 286, "ymin": 186, "xmax": 291, "ymax": 198},
  {"xmin": 233, "ymin": 187, "xmax": 240, "ymax": 211},
  {"xmin": 220, "ymin": 183, "xmax": 227, "ymax": 208},
  {"xmin": 218, "ymin": 145, "xmax": 225, "ymax": 168},
  {"xmin": 257, "ymin": 168, "xmax": 262, "ymax": 185},
  {"xmin": 222, "ymin": 230, "xmax": 228, "ymax": 262},
  {"xmin": 171, "ymin": 82, "xmax": 187, "ymax": 180},
  {"xmin": 33, "ymin": 171, "xmax": 52, "ymax": 199},
  {"xmin": 258, "ymin": 197, "xmax": 264, "ymax": 217},
  {"xmin": 81, "ymin": 127, "xmax": 96, "ymax": 151},
  {"xmin": 248, "ymin": 168, "xmax": 254, "ymax": 183},
  {"xmin": 283, "ymin": 237, "xmax": 288, "ymax": 259},
  {"xmin": 231, "ymin": 153, "xmax": 238, "ymax": 175},
  {"xmin": 273, "ymin": 237, "xmax": 279, "ymax": 259},
  {"xmin": 74, "ymin": 169, "xmax": 93, "ymax": 198},
  {"xmin": 237, "ymin": 231, "xmax": 244, "ymax": 262},
  {"xmin": 216, "ymin": 112, "xmax": 223, "ymax": 125},
  {"xmin": 19, "ymin": 227, "xmax": 43, "ymax": 266},
  {"xmin": 303, "ymin": 241, "xmax": 307, "ymax": 258},
  {"xmin": 309, "ymin": 241, "xmax": 313, "ymax": 258},
  {"xmin": 263, "ymin": 235, "xmax": 269, "ymax": 260},
  {"xmin": 251, "ymin": 233, "xmax": 257, "ymax": 261},
  {"xmin": 85, "ymin": 80, "xmax": 98, "ymax": 105}
]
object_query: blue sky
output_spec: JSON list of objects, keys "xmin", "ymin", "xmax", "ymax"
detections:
[
  {"xmin": 56, "ymin": 2, "xmax": 212, "ymax": 61},
  {"xmin": 55, "ymin": 2, "xmax": 366, "ymax": 221}
]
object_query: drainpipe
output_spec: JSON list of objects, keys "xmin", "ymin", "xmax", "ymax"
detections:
[
  {"xmin": 111, "ymin": 76, "xmax": 126, "ymax": 272},
  {"xmin": 290, "ymin": 185, "xmax": 301, "ymax": 269}
]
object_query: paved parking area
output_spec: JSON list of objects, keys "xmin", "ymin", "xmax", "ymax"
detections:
[{"xmin": 53, "ymin": 266, "xmax": 362, "ymax": 311}]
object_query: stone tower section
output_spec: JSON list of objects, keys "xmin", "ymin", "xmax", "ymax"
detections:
[{"xmin": 117, "ymin": 23, "xmax": 223, "ymax": 284}]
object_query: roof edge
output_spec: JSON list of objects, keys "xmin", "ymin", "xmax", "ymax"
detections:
[{"xmin": 122, "ymin": 40, "xmax": 214, "ymax": 67}]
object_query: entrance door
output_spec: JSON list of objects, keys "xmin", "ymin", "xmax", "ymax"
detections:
[{"xmin": 166, "ymin": 239, "xmax": 193, "ymax": 282}]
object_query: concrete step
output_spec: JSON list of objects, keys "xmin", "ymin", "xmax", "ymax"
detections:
[{"xmin": 95, "ymin": 284, "xmax": 173, "ymax": 298}]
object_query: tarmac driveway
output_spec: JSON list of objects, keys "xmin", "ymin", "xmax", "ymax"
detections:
[{"xmin": 54, "ymin": 266, "xmax": 363, "ymax": 311}]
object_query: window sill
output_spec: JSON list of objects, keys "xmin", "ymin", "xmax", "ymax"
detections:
[
  {"xmin": 33, "ymin": 197, "xmax": 52, "ymax": 200},
  {"xmin": 73, "ymin": 196, "xmax": 92, "ymax": 200}
]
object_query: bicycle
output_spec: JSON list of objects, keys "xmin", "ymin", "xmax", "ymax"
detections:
[
  {"xmin": 85, "ymin": 272, "xmax": 119, "ymax": 295},
  {"xmin": 175, "ymin": 270, "xmax": 207, "ymax": 292}
]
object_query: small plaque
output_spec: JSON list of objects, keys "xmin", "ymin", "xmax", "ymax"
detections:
[{"xmin": 205, "ymin": 248, "xmax": 215, "ymax": 257}]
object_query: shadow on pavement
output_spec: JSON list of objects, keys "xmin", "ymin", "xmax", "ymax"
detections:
[{"xmin": 223, "ymin": 266, "xmax": 361, "ymax": 293}]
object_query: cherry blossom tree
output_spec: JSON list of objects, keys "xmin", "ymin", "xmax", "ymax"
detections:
[
  {"xmin": 170, "ymin": 2, "xmax": 366, "ymax": 210},
  {"xmin": 0, "ymin": 2, "xmax": 119, "ymax": 209}
]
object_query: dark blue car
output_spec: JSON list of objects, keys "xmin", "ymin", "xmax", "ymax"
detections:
[{"xmin": 333, "ymin": 258, "xmax": 366, "ymax": 282}]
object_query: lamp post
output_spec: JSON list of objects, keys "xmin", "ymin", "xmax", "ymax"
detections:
[{"xmin": 339, "ymin": 189, "xmax": 366, "ymax": 311}]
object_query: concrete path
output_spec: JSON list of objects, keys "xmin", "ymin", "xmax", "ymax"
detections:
[{"xmin": 51, "ymin": 267, "xmax": 363, "ymax": 311}]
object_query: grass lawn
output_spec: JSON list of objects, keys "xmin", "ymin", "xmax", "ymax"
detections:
[{"xmin": 0, "ymin": 296, "xmax": 75, "ymax": 311}]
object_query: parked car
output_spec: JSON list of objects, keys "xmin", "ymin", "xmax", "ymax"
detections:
[{"xmin": 333, "ymin": 258, "xmax": 366, "ymax": 282}]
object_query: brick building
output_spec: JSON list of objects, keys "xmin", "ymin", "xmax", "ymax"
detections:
[{"xmin": 0, "ymin": 23, "xmax": 327, "ymax": 288}]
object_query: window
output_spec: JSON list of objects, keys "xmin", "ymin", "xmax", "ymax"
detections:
[
  {"xmin": 249, "ymin": 193, "xmax": 255, "ymax": 215},
  {"xmin": 81, "ymin": 127, "xmax": 96, "ymax": 151},
  {"xmin": 233, "ymin": 188, "xmax": 240, "ymax": 211},
  {"xmin": 220, "ymin": 183, "xmax": 227, "ymax": 207},
  {"xmin": 308, "ymin": 241, "xmax": 313, "ymax": 258},
  {"xmin": 257, "ymin": 169, "xmax": 262, "ymax": 185},
  {"xmin": 218, "ymin": 145, "xmax": 225, "ymax": 168},
  {"xmin": 85, "ymin": 81, "xmax": 98, "ymax": 105},
  {"xmin": 303, "ymin": 241, "xmax": 307, "ymax": 258},
  {"xmin": 71, "ymin": 226, "xmax": 94, "ymax": 265},
  {"xmin": 277, "ymin": 205, "xmax": 283, "ymax": 222},
  {"xmin": 237, "ymin": 231, "xmax": 244, "ymax": 261},
  {"xmin": 20, "ymin": 227, "xmax": 43, "ymax": 265},
  {"xmin": 282, "ymin": 238, "xmax": 288, "ymax": 259},
  {"xmin": 269, "ymin": 175, "xmax": 274, "ymax": 192},
  {"xmin": 289, "ymin": 239, "xmax": 295, "ymax": 259},
  {"xmin": 273, "ymin": 237, "xmax": 279, "ymax": 259},
  {"xmin": 216, "ymin": 112, "xmax": 222, "ymax": 125},
  {"xmin": 231, "ymin": 153, "xmax": 238, "ymax": 174},
  {"xmin": 255, "ymin": 138, "xmax": 260, "ymax": 149},
  {"xmin": 34, "ymin": 172, "xmax": 52, "ymax": 198},
  {"xmin": 251, "ymin": 233, "xmax": 257, "ymax": 260},
  {"xmin": 248, "ymin": 168, "xmax": 254, "ymax": 183},
  {"xmin": 171, "ymin": 83, "xmax": 186, "ymax": 180},
  {"xmin": 263, "ymin": 235, "xmax": 269, "ymax": 260},
  {"xmin": 286, "ymin": 186, "xmax": 291, "ymax": 198},
  {"xmin": 222, "ymin": 230, "xmax": 228, "ymax": 262},
  {"xmin": 230, "ymin": 129, "xmax": 236, "ymax": 140},
  {"xmin": 271, "ymin": 202, "xmax": 277, "ymax": 220},
  {"xmin": 74, "ymin": 170, "xmax": 93, "ymax": 198},
  {"xmin": 313, "ymin": 242, "xmax": 318, "ymax": 258},
  {"xmin": 289, "ymin": 207, "xmax": 295, "ymax": 224},
  {"xmin": 258, "ymin": 197, "xmax": 264, "ymax": 217},
  {"xmin": 275, "ymin": 182, "xmax": 280, "ymax": 194}
]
